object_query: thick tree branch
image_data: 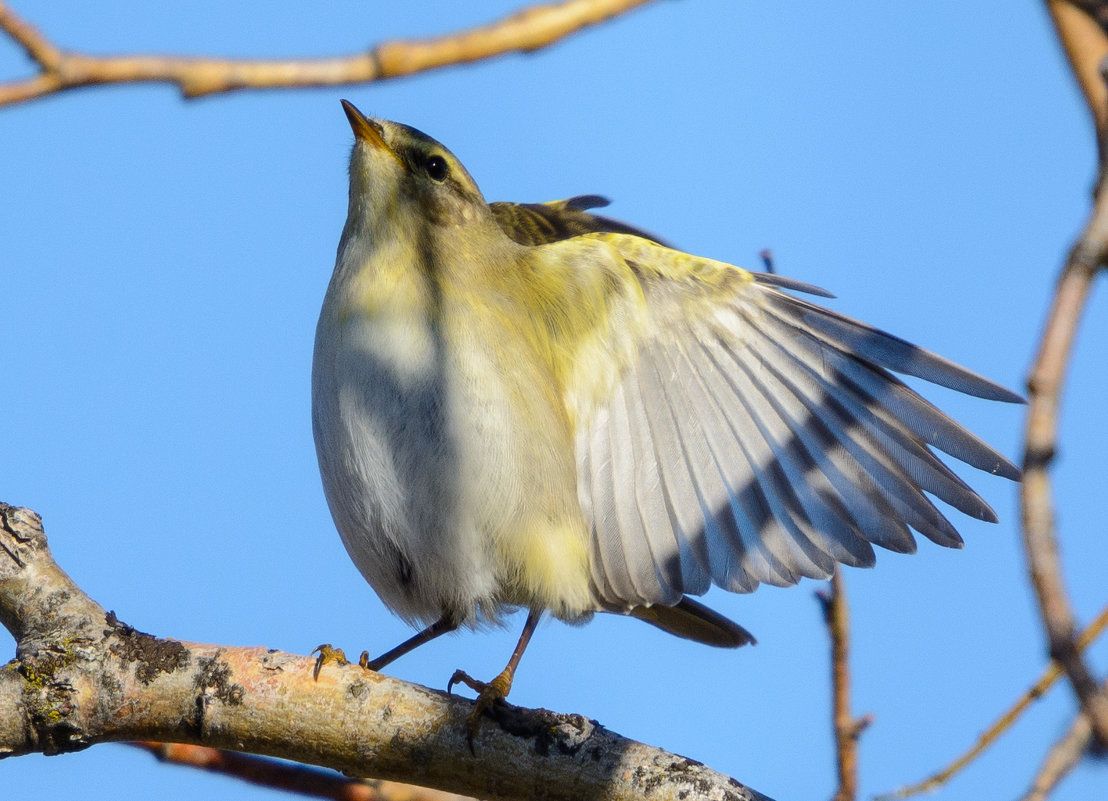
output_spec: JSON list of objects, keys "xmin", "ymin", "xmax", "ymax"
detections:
[
  {"xmin": 0, "ymin": 0, "xmax": 655, "ymax": 107},
  {"xmin": 0, "ymin": 503, "xmax": 772, "ymax": 801}
]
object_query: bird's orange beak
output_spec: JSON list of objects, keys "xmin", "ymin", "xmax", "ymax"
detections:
[{"xmin": 341, "ymin": 100, "xmax": 403, "ymax": 168}]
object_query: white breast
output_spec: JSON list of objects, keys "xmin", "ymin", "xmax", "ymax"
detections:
[{"xmin": 311, "ymin": 269, "xmax": 502, "ymax": 626}]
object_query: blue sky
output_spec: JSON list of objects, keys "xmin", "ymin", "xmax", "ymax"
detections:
[{"xmin": 3, "ymin": 2, "xmax": 1106, "ymax": 799}]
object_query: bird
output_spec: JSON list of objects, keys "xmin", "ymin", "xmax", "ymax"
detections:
[{"xmin": 311, "ymin": 99, "xmax": 1022, "ymax": 726}]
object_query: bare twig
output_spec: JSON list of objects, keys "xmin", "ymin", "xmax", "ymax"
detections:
[
  {"xmin": 1018, "ymin": 689, "xmax": 1104, "ymax": 801},
  {"xmin": 1020, "ymin": 0, "xmax": 1108, "ymax": 750},
  {"xmin": 1021, "ymin": 184, "xmax": 1108, "ymax": 749},
  {"xmin": 0, "ymin": 503, "xmax": 772, "ymax": 801},
  {"xmin": 817, "ymin": 570, "xmax": 871, "ymax": 801},
  {"xmin": 0, "ymin": 0, "xmax": 655, "ymax": 107},
  {"xmin": 875, "ymin": 602, "xmax": 1108, "ymax": 800},
  {"xmin": 129, "ymin": 742, "xmax": 476, "ymax": 801}
]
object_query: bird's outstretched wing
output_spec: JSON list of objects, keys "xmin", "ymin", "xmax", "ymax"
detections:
[{"xmin": 543, "ymin": 233, "xmax": 1021, "ymax": 612}]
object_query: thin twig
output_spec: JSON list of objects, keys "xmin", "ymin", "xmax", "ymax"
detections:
[
  {"xmin": 875, "ymin": 602, "xmax": 1108, "ymax": 800},
  {"xmin": 1018, "ymin": 692, "xmax": 1101, "ymax": 801},
  {"xmin": 129, "ymin": 742, "xmax": 475, "ymax": 801},
  {"xmin": 818, "ymin": 570, "xmax": 871, "ymax": 801},
  {"xmin": 0, "ymin": 0, "xmax": 655, "ymax": 107}
]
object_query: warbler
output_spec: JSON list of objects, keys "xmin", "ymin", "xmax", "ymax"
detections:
[{"xmin": 312, "ymin": 100, "xmax": 1021, "ymax": 722}]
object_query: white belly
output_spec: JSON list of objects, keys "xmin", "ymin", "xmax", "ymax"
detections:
[{"xmin": 312, "ymin": 306, "xmax": 501, "ymax": 624}]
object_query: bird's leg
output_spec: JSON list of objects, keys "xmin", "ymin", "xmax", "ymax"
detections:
[
  {"xmin": 448, "ymin": 610, "xmax": 540, "ymax": 732},
  {"xmin": 313, "ymin": 616, "xmax": 458, "ymax": 678},
  {"xmin": 361, "ymin": 616, "xmax": 459, "ymax": 671}
]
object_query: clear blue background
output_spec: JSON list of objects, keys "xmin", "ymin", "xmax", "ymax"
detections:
[{"xmin": 3, "ymin": 2, "xmax": 1106, "ymax": 799}]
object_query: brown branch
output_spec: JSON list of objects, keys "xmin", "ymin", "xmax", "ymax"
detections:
[
  {"xmin": 1020, "ymin": 0, "xmax": 1108, "ymax": 751},
  {"xmin": 817, "ymin": 571, "xmax": 871, "ymax": 801},
  {"xmin": 875, "ymin": 602, "xmax": 1108, "ymax": 800},
  {"xmin": 129, "ymin": 742, "xmax": 476, "ymax": 801},
  {"xmin": 0, "ymin": 503, "xmax": 773, "ymax": 801},
  {"xmin": 1020, "ymin": 186, "xmax": 1108, "ymax": 749},
  {"xmin": 1046, "ymin": 1, "xmax": 1108, "ymax": 146},
  {"xmin": 0, "ymin": 0, "xmax": 656, "ymax": 107}
]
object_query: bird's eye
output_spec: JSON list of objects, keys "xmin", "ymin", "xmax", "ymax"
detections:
[{"xmin": 425, "ymin": 155, "xmax": 448, "ymax": 183}]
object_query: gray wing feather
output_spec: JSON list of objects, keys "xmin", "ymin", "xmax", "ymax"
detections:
[
  {"xmin": 586, "ymin": 407, "xmax": 637, "ymax": 603},
  {"xmin": 639, "ymin": 346, "xmax": 752, "ymax": 591},
  {"xmin": 691, "ymin": 333, "xmax": 864, "ymax": 573},
  {"xmin": 618, "ymin": 372, "xmax": 705, "ymax": 597},
  {"xmin": 752, "ymin": 291, "xmax": 1020, "ymax": 480},
  {"xmin": 717, "ymin": 329, "xmax": 917, "ymax": 554},
  {"xmin": 766, "ymin": 289, "xmax": 1024, "ymax": 404},
  {"xmin": 629, "ymin": 352, "xmax": 716, "ymax": 590},
  {"xmin": 662, "ymin": 337, "xmax": 834, "ymax": 586},
  {"xmin": 739, "ymin": 304, "xmax": 993, "ymax": 525},
  {"xmin": 655, "ymin": 339, "xmax": 790, "ymax": 588},
  {"xmin": 580, "ymin": 260, "xmax": 1019, "ymax": 608},
  {"xmin": 607, "ymin": 381, "xmax": 675, "ymax": 601},
  {"xmin": 731, "ymin": 309, "xmax": 967, "ymax": 545}
]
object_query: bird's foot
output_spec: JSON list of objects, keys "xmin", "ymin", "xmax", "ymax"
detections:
[
  {"xmin": 312, "ymin": 643, "xmax": 379, "ymax": 679},
  {"xmin": 311, "ymin": 643, "xmax": 349, "ymax": 679},
  {"xmin": 448, "ymin": 667, "xmax": 515, "ymax": 737}
]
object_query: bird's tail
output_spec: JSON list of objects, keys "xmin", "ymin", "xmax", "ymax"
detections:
[{"xmin": 629, "ymin": 597, "xmax": 756, "ymax": 647}]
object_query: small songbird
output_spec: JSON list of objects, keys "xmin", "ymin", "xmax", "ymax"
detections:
[{"xmin": 311, "ymin": 100, "xmax": 1021, "ymax": 724}]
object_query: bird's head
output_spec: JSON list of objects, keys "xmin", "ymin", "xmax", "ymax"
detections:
[{"xmin": 341, "ymin": 100, "xmax": 492, "ymax": 245}]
